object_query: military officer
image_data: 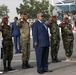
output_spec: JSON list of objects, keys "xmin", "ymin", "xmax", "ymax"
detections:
[
  {"xmin": 47, "ymin": 15, "xmax": 61, "ymax": 63},
  {"xmin": 17, "ymin": 12, "xmax": 33, "ymax": 69},
  {"xmin": 0, "ymin": 17, "xmax": 14, "ymax": 72},
  {"xmin": 59, "ymin": 17, "xmax": 74, "ymax": 61}
]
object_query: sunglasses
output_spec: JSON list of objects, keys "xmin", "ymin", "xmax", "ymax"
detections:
[{"xmin": 41, "ymin": 15, "xmax": 44, "ymax": 17}]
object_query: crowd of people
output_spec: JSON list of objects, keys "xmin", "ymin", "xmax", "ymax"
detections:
[{"xmin": 0, "ymin": 11, "xmax": 75, "ymax": 74}]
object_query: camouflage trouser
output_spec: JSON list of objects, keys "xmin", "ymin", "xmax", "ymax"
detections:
[
  {"xmin": 2, "ymin": 41, "xmax": 13, "ymax": 65},
  {"xmin": 22, "ymin": 42, "xmax": 30, "ymax": 64},
  {"xmin": 63, "ymin": 39, "xmax": 73, "ymax": 57},
  {"xmin": 51, "ymin": 38, "xmax": 60, "ymax": 57}
]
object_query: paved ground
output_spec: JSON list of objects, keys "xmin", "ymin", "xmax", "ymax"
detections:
[{"xmin": 0, "ymin": 33, "xmax": 76, "ymax": 75}]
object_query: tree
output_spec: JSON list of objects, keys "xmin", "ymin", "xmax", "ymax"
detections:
[
  {"xmin": 16, "ymin": 0, "xmax": 54, "ymax": 19},
  {"xmin": 0, "ymin": 4, "xmax": 9, "ymax": 18}
]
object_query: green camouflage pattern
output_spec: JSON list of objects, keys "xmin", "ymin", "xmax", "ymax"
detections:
[
  {"xmin": 1, "ymin": 25, "xmax": 13, "ymax": 64},
  {"xmin": 49, "ymin": 21, "xmax": 60, "ymax": 57},
  {"xmin": 59, "ymin": 23, "xmax": 74, "ymax": 57}
]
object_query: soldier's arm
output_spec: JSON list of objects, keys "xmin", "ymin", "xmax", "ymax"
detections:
[
  {"xmin": 16, "ymin": 19, "xmax": 23, "ymax": 28},
  {"xmin": 47, "ymin": 19, "xmax": 52, "ymax": 28},
  {"xmin": 59, "ymin": 22, "xmax": 65, "ymax": 28}
]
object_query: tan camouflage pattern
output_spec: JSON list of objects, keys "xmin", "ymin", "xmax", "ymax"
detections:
[{"xmin": 17, "ymin": 19, "xmax": 30, "ymax": 64}]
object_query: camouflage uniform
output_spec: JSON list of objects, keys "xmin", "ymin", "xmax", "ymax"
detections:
[
  {"xmin": 59, "ymin": 23, "xmax": 74, "ymax": 57},
  {"xmin": 48, "ymin": 20, "xmax": 60, "ymax": 62},
  {"xmin": 17, "ymin": 19, "xmax": 30, "ymax": 65},
  {"xmin": 0, "ymin": 25, "xmax": 13, "ymax": 71}
]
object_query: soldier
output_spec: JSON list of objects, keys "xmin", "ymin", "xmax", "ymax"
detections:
[
  {"xmin": 0, "ymin": 17, "xmax": 14, "ymax": 72},
  {"xmin": 47, "ymin": 16, "xmax": 61, "ymax": 63},
  {"xmin": 59, "ymin": 17, "xmax": 74, "ymax": 61},
  {"xmin": 17, "ymin": 12, "xmax": 33, "ymax": 69}
]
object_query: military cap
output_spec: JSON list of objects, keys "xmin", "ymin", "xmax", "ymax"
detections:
[
  {"xmin": 20, "ymin": 12, "xmax": 27, "ymax": 15},
  {"xmin": 2, "ymin": 16, "xmax": 8, "ymax": 22},
  {"xmin": 63, "ymin": 17, "xmax": 68, "ymax": 21},
  {"xmin": 51, "ymin": 15, "xmax": 56, "ymax": 19}
]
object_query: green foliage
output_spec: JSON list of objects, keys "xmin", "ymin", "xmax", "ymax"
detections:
[
  {"xmin": 16, "ymin": 0, "xmax": 54, "ymax": 19},
  {"xmin": 0, "ymin": 4, "xmax": 9, "ymax": 18}
]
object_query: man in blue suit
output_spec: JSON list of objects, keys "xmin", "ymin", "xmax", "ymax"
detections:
[
  {"xmin": 11, "ymin": 17, "xmax": 21, "ymax": 53},
  {"xmin": 32, "ymin": 12, "xmax": 53, "ymax": 74}
]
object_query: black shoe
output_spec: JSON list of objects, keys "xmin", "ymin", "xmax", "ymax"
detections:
[
  {"xmin": 22, "ymin": 64, "xmax": 28, "ymax": 69},
  {"xmin": 22, "ymin": 66, "xmax": 28, "ymax": 69},
  {"xmin": 37, "ymin": 71, "xmax": 44, "ymax": 74},
  {"xmin": 44, "ymin": 70, "xmax": 53, "ymax": 72},
  {"xmin": 8, "ymin": 67, "xmax": 15, "ymax": 71},
  {"xmin": 26, "ymin": 64, "xmax": 33, "ymax": 68},
  {"xmin": 55, "ymin": 59, "xmax": 61, "ymax": 62},
  {"xmin": 4, "ymin": 68, "xmax": 8, "ymax": 72},
  {"xmin": 52, "ymin": 59, "xmax": 57, "ymax": 63},
  {"xmin": 19, "ymin": 51, "xmax": 22, "ymax": 53}
]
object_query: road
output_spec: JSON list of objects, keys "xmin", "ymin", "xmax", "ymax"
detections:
[{"xmin": 0, "ymin": 33, "xmax": 76, "ymax": 75}]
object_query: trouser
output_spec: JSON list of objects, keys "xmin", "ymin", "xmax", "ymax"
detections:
[
  {"xmin": 2, "ymin": 41, "xmax": 13, "ymax": 68},
  {"xmin": 13, "ymin": 35, "xmax": 21, "ymax": 53},
  {"xmin": 63, "ymin": 39, "xmax": 73, "ymax": 57},
  {"xmin": 22, "ymin": 43, "xmax": 30, "ymax": 64},
  {"xmin": 35, "ymin": 46, "xmax": 49, "ymax": 72},
  {"xmin": 51, "ymin": 39, "xmax": 60, "ymax": 58}
]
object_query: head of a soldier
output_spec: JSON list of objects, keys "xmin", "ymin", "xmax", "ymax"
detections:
[
  {"xmin": 51, "ymin": 15, "xmax": 57, "ymax": 22},
  {"xmin": 20, "ymin": 12, "xmax": 28, "ymax": 21},
  {"xmin": 2, "ymin": 16, "xmax": 8, "ymax": 24},
  {"xmin": 63, "ymin": 17, "xmax": 69, "ymax": 23},
  {"xmin": 37, "ymin": 12, "xmax": 45, "ymax": 22}
]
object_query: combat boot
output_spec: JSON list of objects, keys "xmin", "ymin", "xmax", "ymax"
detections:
[
  {"xmin": 69, "ymin": 56, "xmax": 73, "ymax": 60},
  {"xmin": 55, "ymin": 56, "xmax": 61, "ymax": 62},
  {"xmin": 22, "ymin": 63, "xmax": 28, "ymax": 69},
  {"xmin": 66, "ymin": 56, "xmax": 72, "ymax": 61},
  {"xmin": 3, "ymin": 61, "xmax": 8, "ymax": 72},
  {"xmin": 8, "ymin": 61, "xmax": 15, "ymax": 71},
  {"xmin": 4, "ymin": 67, "xmax": 8, "ymax": 72},
  {"xmin": 26, "ymin": 61, "xmax": 33, "ymax": 68},
  {"xmin": 51, "ymin": 56, "xmax": 57, "ymax": 63}
]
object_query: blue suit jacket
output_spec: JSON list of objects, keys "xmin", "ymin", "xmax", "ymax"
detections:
[
  {"xmin": 11, "ymin": 21, "xmax": 20, "ymax": 36},
  {"xmin": 32, "ymin": 20, "xmax": 50, "ymax": 47}
]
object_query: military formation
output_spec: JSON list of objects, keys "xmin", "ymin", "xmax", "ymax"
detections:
[
  {"xmin": 0, "ymin": 11, "xmax": 74, "ymax": 74},
  {"xmin": 48, "ymin": 16, "xmax": 74, "ymax": 62}
]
